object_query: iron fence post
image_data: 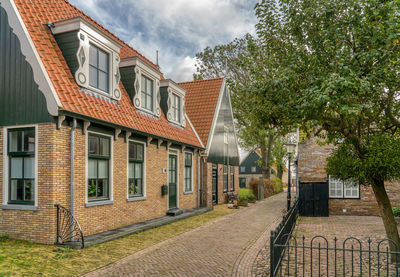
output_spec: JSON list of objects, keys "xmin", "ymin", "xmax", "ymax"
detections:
[{"xmin": 271, "ymin": 230, "xmax": 275, "ymax": 277}]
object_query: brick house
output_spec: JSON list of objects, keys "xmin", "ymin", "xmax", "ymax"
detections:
[
  {"xmin": 0, "ymin": 0, "xmax": 213, "ymax": 244},
  {"xmin": 297, "ymin": 135, "xmax": 400, "ymax": 216},
  {"xmin": 180, "ymin": 78, "xmax": 240, "ymax": 206}
]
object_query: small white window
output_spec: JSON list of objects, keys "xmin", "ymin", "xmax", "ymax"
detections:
[
  {"xmin": 89, "ymin": 44, "xmax": 110, "ymax": 94},
  {"xmin": 251, "ymin": 166, "xmax": 256, "ymax": 173},
  {"xmin": 240, "ymin": 166, "xmax": 245, "ymax": 173},
  {"xmin": 184, "ymin": 152, "xmax": 193, "ymax": 193},
  {"xmin": 172, "ymin": 93, "xmax": 181, "ymax": 123},
  {"xmin": 329, "ymin": 176, "xmax": 359, "ymax": 199},
  {"xmin": 141, "ymin": 75, "xmax": 154, "ymax": 112}
]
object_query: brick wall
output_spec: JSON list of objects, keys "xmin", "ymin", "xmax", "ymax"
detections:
[
  {"xmin": 0, "ymin": 123, "xmax": 201, "ymax": 243},
  {"xmin": 298, "ymin": 136, "xmax": 400, "ymax": 216}
]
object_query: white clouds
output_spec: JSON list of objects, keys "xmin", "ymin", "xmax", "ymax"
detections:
[{"xmin": 69, "ymin": 0, "xmax": 257, "ymax": 82}]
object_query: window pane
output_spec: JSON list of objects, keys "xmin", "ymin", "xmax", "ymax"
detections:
[
  {"xmin": 89, "ymin": 66, "xmax": 98, "ymax": 88},
  {"xmin": 89, "ymin": 46, "xmax": 97, "ymax": 66},
  {"xmin": 98, "ymin": 71, "xmax": 108, "ymax": 92},
  {"xmin": 24, "ymin": 180, "xmax": 34, "ymax": 201},
  {"xmin": 135, "ymin": 163, "xmax": 142, "ymax": 178},
  {"xmin": 129, "ymin": 142, "xmax": 135, "ymax": 159},
  {"xmin": 88, "ymin": 179, "xmax": 97, "ymax": 198},
  {"xmin": 24, "ymin": 129, "xmax": 35, "ymax": 152},
  {"xmin": 136, "ymin": 144, "xmax": 143, "ymax": 161},
  {"xmin": 129, "ymin": 163, "xmax": 134, "ymax": 178},
  {"xmin": 11, "ymin": 157, "xmax": 23, "ymax": 178},
  {"xmin": 147, "ymin": 94, "xmax": 153, "ymax": 110},
  {"xmin": 9, "ymin": 131, "xmax": 20, "ymax": 152},
  {"xmin": 89, "ymin": 136, "xmax": 98, "ymax": 155},
  {"xmin": 98, "ymin": 160, "xmax": 108, "ymax": 179},
  {"xmin": 141, "ymin": 76, "xmax": 146, "ymax": 93},
  {"xmin": 99, "ymin": 137, "xmax": 110, "ymax": 156},
  {"xmin": 98, "ymin": 50, "xmax": 108, "ymax": 72},
  {"xmin": 88, "ymin": 159, "xmax": 97, "ymax": 179},
  {"xmin": 136, "ymin": 179, "xmax": 142, "ymax": 195},
  {"xmin": 24, "ymin": 157, "xmax": 34, "ymax": 179},
  {"xmin": 141, "ymin": 91, "xmax": 146, "ymax": 109},
  {"xmin": 10, "ymin": 179, "xmax": 23, "ymax": 201}
]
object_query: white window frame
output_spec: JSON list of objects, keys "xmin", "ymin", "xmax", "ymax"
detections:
[
  {"xmin": 240, "ymin": 166, "xmax": 245, "ymax": 173},
  {"xmin": 85, "ymin": 131, "xmax": 114, "ymax": 207},
  {"xmin": 171, "ymin": 93, "xmax": 182, "ymax": 124},
  {"xmin": 2, "ymin": 125, "xmax": 39, "ymax": 211},
  {"xmin": 183, "ymin": 151, "xmax": 193, "ymax": 194},
  {"xmin": 329, "ymin": 176, "xmax": 359, "ymax": 199},
  {"xmin": 127, "ymin": 139, "xmax": 146, "ymax": 201},
  {"xmin": 88, "ymin": 42, "xmax": 112, "ymax": 96},
  {"xmin": 140, "ymin": 74, "xmax": 155, "ymax": 113},
  {"xmin": 251, "ymin": 166, "xmax": 256, "ymax": 173}
]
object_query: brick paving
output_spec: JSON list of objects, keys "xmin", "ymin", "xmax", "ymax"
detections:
[
  {"xmin": 252, "ymin": 215, "xmax": 400, "ymax": 276},
  {"xmin": 83, "ymin": 193, "xmax": 286, "ymax": 277}
]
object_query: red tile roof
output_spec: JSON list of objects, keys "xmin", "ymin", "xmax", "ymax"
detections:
[
  {"xmin": 179, "ymin": 78, "xmax": 224, "ymax": 147},
  {"xmin": 13, "ymin": 0, "xmax": 202, "ymax": 147}
]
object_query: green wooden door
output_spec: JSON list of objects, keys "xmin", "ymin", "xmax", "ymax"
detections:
[
  {"xmin": 239, "ymin": 177, "xmax": 246, "ymax": 188},
  {"xmin": 169, "ymin": 154, "xmax": 178, "ymax": 209}
]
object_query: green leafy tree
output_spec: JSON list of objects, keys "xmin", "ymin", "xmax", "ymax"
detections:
[
  {"xmin": 272, "ymin": 137, "xmax": 287, "ymax": 181},
  {"xmin": 256, "ymin": 0, "xmax": 400, "ymax": 250},
  {"xmin": 194, "ymin": 34, "xmax": 294, "ymax": 180}
]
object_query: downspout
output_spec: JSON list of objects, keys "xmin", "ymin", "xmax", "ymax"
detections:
[
  {"xmin": 71, "ymin": 119, "xmax": 77, "ymax": 217},
  {"xmin": 196, "ymin": 152, "xmax": 199, "ymax": 208}
]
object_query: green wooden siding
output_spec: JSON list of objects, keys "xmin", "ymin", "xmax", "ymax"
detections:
[
  {"xmin": 0, "ymin": 6, "xmax": 54, "ymax": 126},
  {"xmin": 54, "ymin": 31, "xmax": 80, "ymax": 76},
  {"xmin": 207, "ymin": 87, "xmax": 240, "ymax": 166},
  {"xmin": 160, "ymin": 86, "xmax": 169, "ymax": 116},
  {"xmin": 239, "ymin": 152, "xmax": 262, "ymax": 174},
  {"xmin": 120, "ymin": 66, "xmax": 136, "ymax": 99}
]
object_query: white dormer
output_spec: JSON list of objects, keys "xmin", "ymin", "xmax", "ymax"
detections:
[
  {"xmin": 50, "ymin": 17, "xmax": 123, "ymax": 101},
  {"xmin": 120, "ymin": 56, "xmax": 162, "ymax": 117},
  {"xmin": 160, "ymin": 79, "xmax": 186, "ymax": 127}
]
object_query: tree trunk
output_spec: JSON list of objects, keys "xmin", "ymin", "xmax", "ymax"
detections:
[
  {"xmin": 277, "ymin": 164, "xmax": 283, "ymax": 180},
  {"xmin": 260, "ymin": 134, "xmax": 274, "ymax": 180},
  {"xmin": 371, "ymin": 180, "xmax": 400, "ymax": 262}
]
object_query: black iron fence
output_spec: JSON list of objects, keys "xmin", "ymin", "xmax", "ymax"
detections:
[
  {"xmin": 272, "ymin": 233, "xmax": 400, "ymax": 277},
  {"xmin": 270, "ymin": 200, "xmax": 299, "ymax": 276},
  {"xmin": 55, "ymin": 204, "xmax": 84, "ymax": 249}
]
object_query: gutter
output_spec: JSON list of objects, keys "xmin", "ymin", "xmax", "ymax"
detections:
[
  {"xmin": 196, "ymin": 154, "xmax": 199, "ymax": 208},
  {"xmin": 71, "ymin": 119, "xmax": 77, "ymax": 223}
]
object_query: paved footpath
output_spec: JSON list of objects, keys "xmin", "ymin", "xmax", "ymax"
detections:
[{"xmin": 84, "ymin": 193, "xmax": 286, "ymax": 277}]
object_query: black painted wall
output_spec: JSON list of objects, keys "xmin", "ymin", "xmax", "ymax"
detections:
[
  {"xmin": 207, "ymin": 87, "xmax": 240, "ymax": 166},
  {"xmin": 0, "ymin": 5, "xmax": 53, "ymax": 126},
  {"xmin": 239, "ymin": 151, "xmax": 262, "ymax": 174}
]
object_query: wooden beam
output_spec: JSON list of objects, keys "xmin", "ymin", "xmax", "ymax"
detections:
[
  {"xmin": 147, "ymin": 136, "xmax": 153, "ymax": 146},
  {"xmin": 157, "ymin": 139, "xmax": 163, "ymax": 149},
  {"xmin": 125, "ymin": 131, "xmax": 132, "ymax": 143},
  {"xmin": 83, "ymin": 121, "xmax": 90, "ymax": 134},
  {"xmin": 114, "ymin": 128, "xmax": 121, "ymax": 141},
  {"xmin": 57, "ymin": 115, "xmax": 66, "ymax": 130}
]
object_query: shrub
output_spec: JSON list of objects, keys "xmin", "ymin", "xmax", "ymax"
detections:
[
  {"xmin": 237, "ymin": 195, "xmax": 248, "ymax": 207},
  {"xmin": 393, "ymin": 207, "xmax": 400, "ymax": 217},
  {"xmin": 249, "ymin": 178, "xmax": 260, "ymax": 198},
  {"xmin": 238, "ymin": 188, "xmax": 252, "ymax": 198},
  {"xmin": 248, "ymin": 193, "xmax": 257, "ymax": 203},
  {"xmin": 271, "ymin": 177, "xmax": 283, "ymax": 193}
]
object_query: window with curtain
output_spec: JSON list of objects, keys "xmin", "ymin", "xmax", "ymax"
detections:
[
  {"xmin": 128, "ymin": 142, "xmax": 144, "ymax": 197},
  {"xmin": 8, "ymin": 128, "xmax": 35, "ymax": 205},
  {"xmin": 88, "ymin": 134, "xmax": 110, "ymax": 201}
]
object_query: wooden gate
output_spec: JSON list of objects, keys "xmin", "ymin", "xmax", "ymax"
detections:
[{"xmin": 299, "ymin": 182, "xmax": 329, "ymax": 217}]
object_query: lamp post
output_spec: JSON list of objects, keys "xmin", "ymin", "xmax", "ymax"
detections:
[{"xmin": 285, "ymin": 141, "xmax": 296, "ymax": 211}]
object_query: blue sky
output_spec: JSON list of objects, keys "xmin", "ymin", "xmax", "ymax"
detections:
[{"xmin": 69, "ymin": 0, "xmax": 258, "ymax": 82}]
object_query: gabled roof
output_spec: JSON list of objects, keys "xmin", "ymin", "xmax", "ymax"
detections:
[
  {"xmin": 179, "ymin": 78, "xmax": 224, "ymax": 147},
  {"xmin": 12, "ymin": 0, "xmax": 202, "ymax": 148}
]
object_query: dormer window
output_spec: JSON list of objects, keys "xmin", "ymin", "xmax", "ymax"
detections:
[
  {"xmin": 160, "ymin": 79, "xmax": 186, "ymax": 127},
  {"xmin": 50, "ymin": 17, "xmax": 123, "ymax": 101},
  {"xmin": 89, "ymin": 44, "xmax": 110, "ymax": 94},
  {"xmin": 141, "ymin": 75, "xmax": 154, "ymax": 112},
  {"xmin": 172, "ymin": 93, "xmax": 181, "ymax": 123}
]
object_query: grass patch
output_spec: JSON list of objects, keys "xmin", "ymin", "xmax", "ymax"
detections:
[{"xmin": 0, "ymin": 205, "xmax": 235, "ymax": 276}]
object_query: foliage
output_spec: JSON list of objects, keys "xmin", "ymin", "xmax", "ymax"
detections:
[
  {"xmin": 272, "ymin": 137, "xmax": 287, "ymax": 180},
  {"xmin": 255, "ymin": 0, "xmax": 400, "ymax": 249},
  {"xmin": 238, "ymin": 188, "xmax": 252, "ymax": 198},
  {"xmin": 326, "ymin": 134, "xmax": 400, "ymax": 184},
  {"xmin": 237, "ymin": 196, "xmax": 249, "ymax": 206},
  {"xmin": 393, "ymin": 207, "xmax": 400, "ymax": 218},
  {"xmin": 271, "ymin": 177, "xmax": 283, "ymax": 193}
]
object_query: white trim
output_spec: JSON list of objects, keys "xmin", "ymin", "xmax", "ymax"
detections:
[
  {"xmin": 1, "ymin": 0, "xmax": 61, "ymax": 115},
  {"xmin": 126, "ymin": 139, "xmax": 147, "ymax": 200},
  {"xmin": 183, "ymin": 151, "xmax": 193, "ymax": 194},
  {"xmin": 185, "ymin": 114, "xmax": 205, "ymax": 148},
  {"xmin": 206, "ymin": 79, "xmax": 226, "ymax": 155},
  {"xmin": 85, "ymin": 131, "xmax": 114, "ymax": 206},
  {"xmin": 2, "ymin": 124, "xmax": 39, "ymax": 209},
  {"xmin": 167, "ymin": 149, "xmax": 179, "ymax": 209}
]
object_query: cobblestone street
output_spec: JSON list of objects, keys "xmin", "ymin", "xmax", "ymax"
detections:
[{"xmin": 84, "ymin": 193, "xmax": 285, "ymax": 277}]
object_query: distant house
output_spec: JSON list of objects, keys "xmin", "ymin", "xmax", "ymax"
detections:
[
  {"xmin": 180, "ymin": 78, "xmax": 240, "ymax": 206},
  {"xmin": 239, "ymin": 151, "xmax": 263, "ymax": 188}
]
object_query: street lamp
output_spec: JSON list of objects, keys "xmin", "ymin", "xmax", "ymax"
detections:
[{"xmin": 285, "ymin": 141, "xmax": 296, "ymax": 211}]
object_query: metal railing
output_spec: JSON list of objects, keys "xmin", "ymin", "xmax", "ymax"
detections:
[
  {"xmin": 54, "ymin": 204, "xmax": 84, "ymax": 249},
  {"xmin": 270, "ymin": 200, "xmax": 299, "ymax": 276},
  {"xmin": 273, "ymin": 235, "xmax": 400, "ymax": 276}
]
